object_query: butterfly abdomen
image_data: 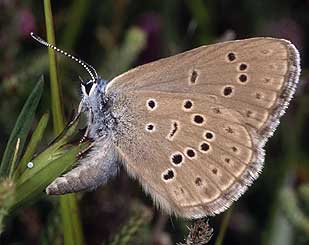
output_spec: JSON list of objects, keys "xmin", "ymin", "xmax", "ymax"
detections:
[{"xmin": 46, "ymin": 136, "xmax": 119, "ymax": 195}]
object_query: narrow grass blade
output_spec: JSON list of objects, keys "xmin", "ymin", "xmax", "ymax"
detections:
[
  {"xmin": 13, "ymin": 144, "xmax": 84, "ymax": 210},
  {"xmin": 44, "ymin": 0, "xmax": 64, "ymax": 135},
  {"xmin": 16, "ymin": 113, "xmax": 49, "ymax": 176},
  {"xmin": 110, "ymin": 205, "xmax": 153, "ymax": 245},
  {"xmin": 215, "ymin": 208, "xmax": 233, "ymax": 245},
  {"xmin": 101, "ymin": 27, "xmax": 146, "ymax": 78},
  {"xmin": 280, "ymin": 187, "xmax": 309, "ymax": 235},
  {"xmin": 60, "ymin": 0, "xmax": 92, "ymax": 50},
  {"xmin": 61, "ymin": 194, "xmax": 85, "ymax": 245},
  {"xmin": 11, "ymin": 115, "xmax": 89, "ymax": 210},
  {"xmin": 43, "ymin": 0, "xmax": 84, "ymax": 244},
  {"xmin": 0, "ymin": 77, "xmax": 44, "ymax": 177}
]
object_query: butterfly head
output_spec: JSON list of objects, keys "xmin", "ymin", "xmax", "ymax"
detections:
[
  {"xmin": 81, "ymin": 80, "xmax": 96, "ymax": 97},
  {"xmin": 80, "ymin": 78, "xmax": 108, "ymax": 120},
  {"xmin": 80, "ymin": 77, "xmax": 112, "ymax": 139},
  {"xmin": 30, "ymin": 32, "xmax": 113, "ymax": 139},
  {"xmin": 81, "ymin": 78, "xmax": 107, "ymax": 97},
  {"xmin": 30, "ymin": 32, "xmax": 107, "ymax": 100}
]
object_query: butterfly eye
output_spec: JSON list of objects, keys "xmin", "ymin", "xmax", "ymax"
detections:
[
  {"xmin": 84, "ymin": 82, "xmax": 94, "ymax": 95},
  {"xmin": 82, "ymin": 81, "xmax": 97, "ymax": 96}
]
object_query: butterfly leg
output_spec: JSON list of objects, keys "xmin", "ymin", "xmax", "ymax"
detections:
[
  {"xmin": 46, "ymin": 137, "xmax": 119, "ymax": 195},
  {"xmin": 78, "ymin": 101, "xmax": 93, "ymax": 143},
  {"xmin": 77, "ymin": 100, "xmax": 84, "ymax": 114},
  {"xmin": 80, "ymin": 110, "xmax": 92, "ymax": 142}
]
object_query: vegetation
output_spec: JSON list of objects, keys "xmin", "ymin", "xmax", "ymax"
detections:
[{"xmin": 0, "ymin": 1, "xmax": 308, "ymax": 244}]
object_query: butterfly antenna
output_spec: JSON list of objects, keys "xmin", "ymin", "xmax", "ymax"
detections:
[{"xmin": 30, "ymin": 32, "xmax": 99, "ymax": 83}]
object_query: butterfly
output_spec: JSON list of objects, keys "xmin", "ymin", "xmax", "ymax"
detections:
[{"xmin": 32, "ymin": 33, "xmax": 300, "ymax": 218}]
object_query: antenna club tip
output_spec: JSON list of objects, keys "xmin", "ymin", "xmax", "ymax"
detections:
[{"xmin": 30, "ymin": 32, "xmax": 37, "ymax": 39}]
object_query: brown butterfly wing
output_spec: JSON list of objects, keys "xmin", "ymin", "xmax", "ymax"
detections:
[{"xmin": 106, "ymin": 38, "xmax": 300, "ymax": 217}]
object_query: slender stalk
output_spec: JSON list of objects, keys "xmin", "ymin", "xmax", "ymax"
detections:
[
  {"xmin": 43, "ymin": 0, "xmax": 64, "ymax": 134},
  {"xmin": 215, "ymin": 208, "xmax": 233, "ymax": 245},
  {"xmin": 60, "ymin": 0, "xmax": 92, "ymax": 50},
  {"xmin": 43, "ymin": 1, "xmax": 84, "ymax": 244}
]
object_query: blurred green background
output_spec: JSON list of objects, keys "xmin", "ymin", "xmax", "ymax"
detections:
[{"xmin": 0, "ymin": 0, "xmax": 308, "ymax": 244}]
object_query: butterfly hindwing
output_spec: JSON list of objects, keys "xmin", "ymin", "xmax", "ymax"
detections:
[{"xmin": 106, "ymin": 38, "xmax": 300, "ymax": 217}]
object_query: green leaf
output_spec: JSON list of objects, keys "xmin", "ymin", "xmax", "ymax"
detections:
[
  {"xmin": 101, "ymin": 27, "xmax": 146, "ymax": 79},
  {"xmin": 13, "ymin": 145, "xmax": 81, "ymax": 210},
  {"xmin": 0, "ymin": 76, "xmax": 44, "ymax": 177},
  {"xmin": 10, "ymin": 115, "xmax": 89, "ymax": 210},
  {"xmin": 16, "ymin": 113, "xmax": 49, "ymax": 177},
  {"xmin": 43, "ymin": 0, "xmax": 84, "ymax": 243}
]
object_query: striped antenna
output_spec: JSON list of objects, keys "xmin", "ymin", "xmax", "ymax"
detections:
[{"xmin": 30, "ymin": 32, "xmax": 98, "ymax": 83}]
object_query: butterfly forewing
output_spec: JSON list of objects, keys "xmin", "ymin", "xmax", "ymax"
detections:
[{"xmin": 106, "ymin": 38, "xmax": 300, "ymax": 217}]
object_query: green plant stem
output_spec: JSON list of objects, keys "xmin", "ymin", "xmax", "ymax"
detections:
[
  {"xmin": 44, "ymin": 0, "xmax": 64, "ymax": 135},
  {"xmin": 60, "ymin": 0, "xmax": 92, "ymax": 50},
  {"xmin": 280, "ymin": 187, "xmax": 309, "ymax": 235},
  {"xmin": 110, "ymin": 205, "xmax": 152, "ymax": 245},
  {"xmin": 43, "ymin": 1, "xmax": 84, "ymax": 244},
  {"xmin": 60, "ymin": 194, "xmax": 84, "ymax": 245},
  {"xmin": 215, "ymin": 208, "xmax": 233, "ymax": 245}
]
